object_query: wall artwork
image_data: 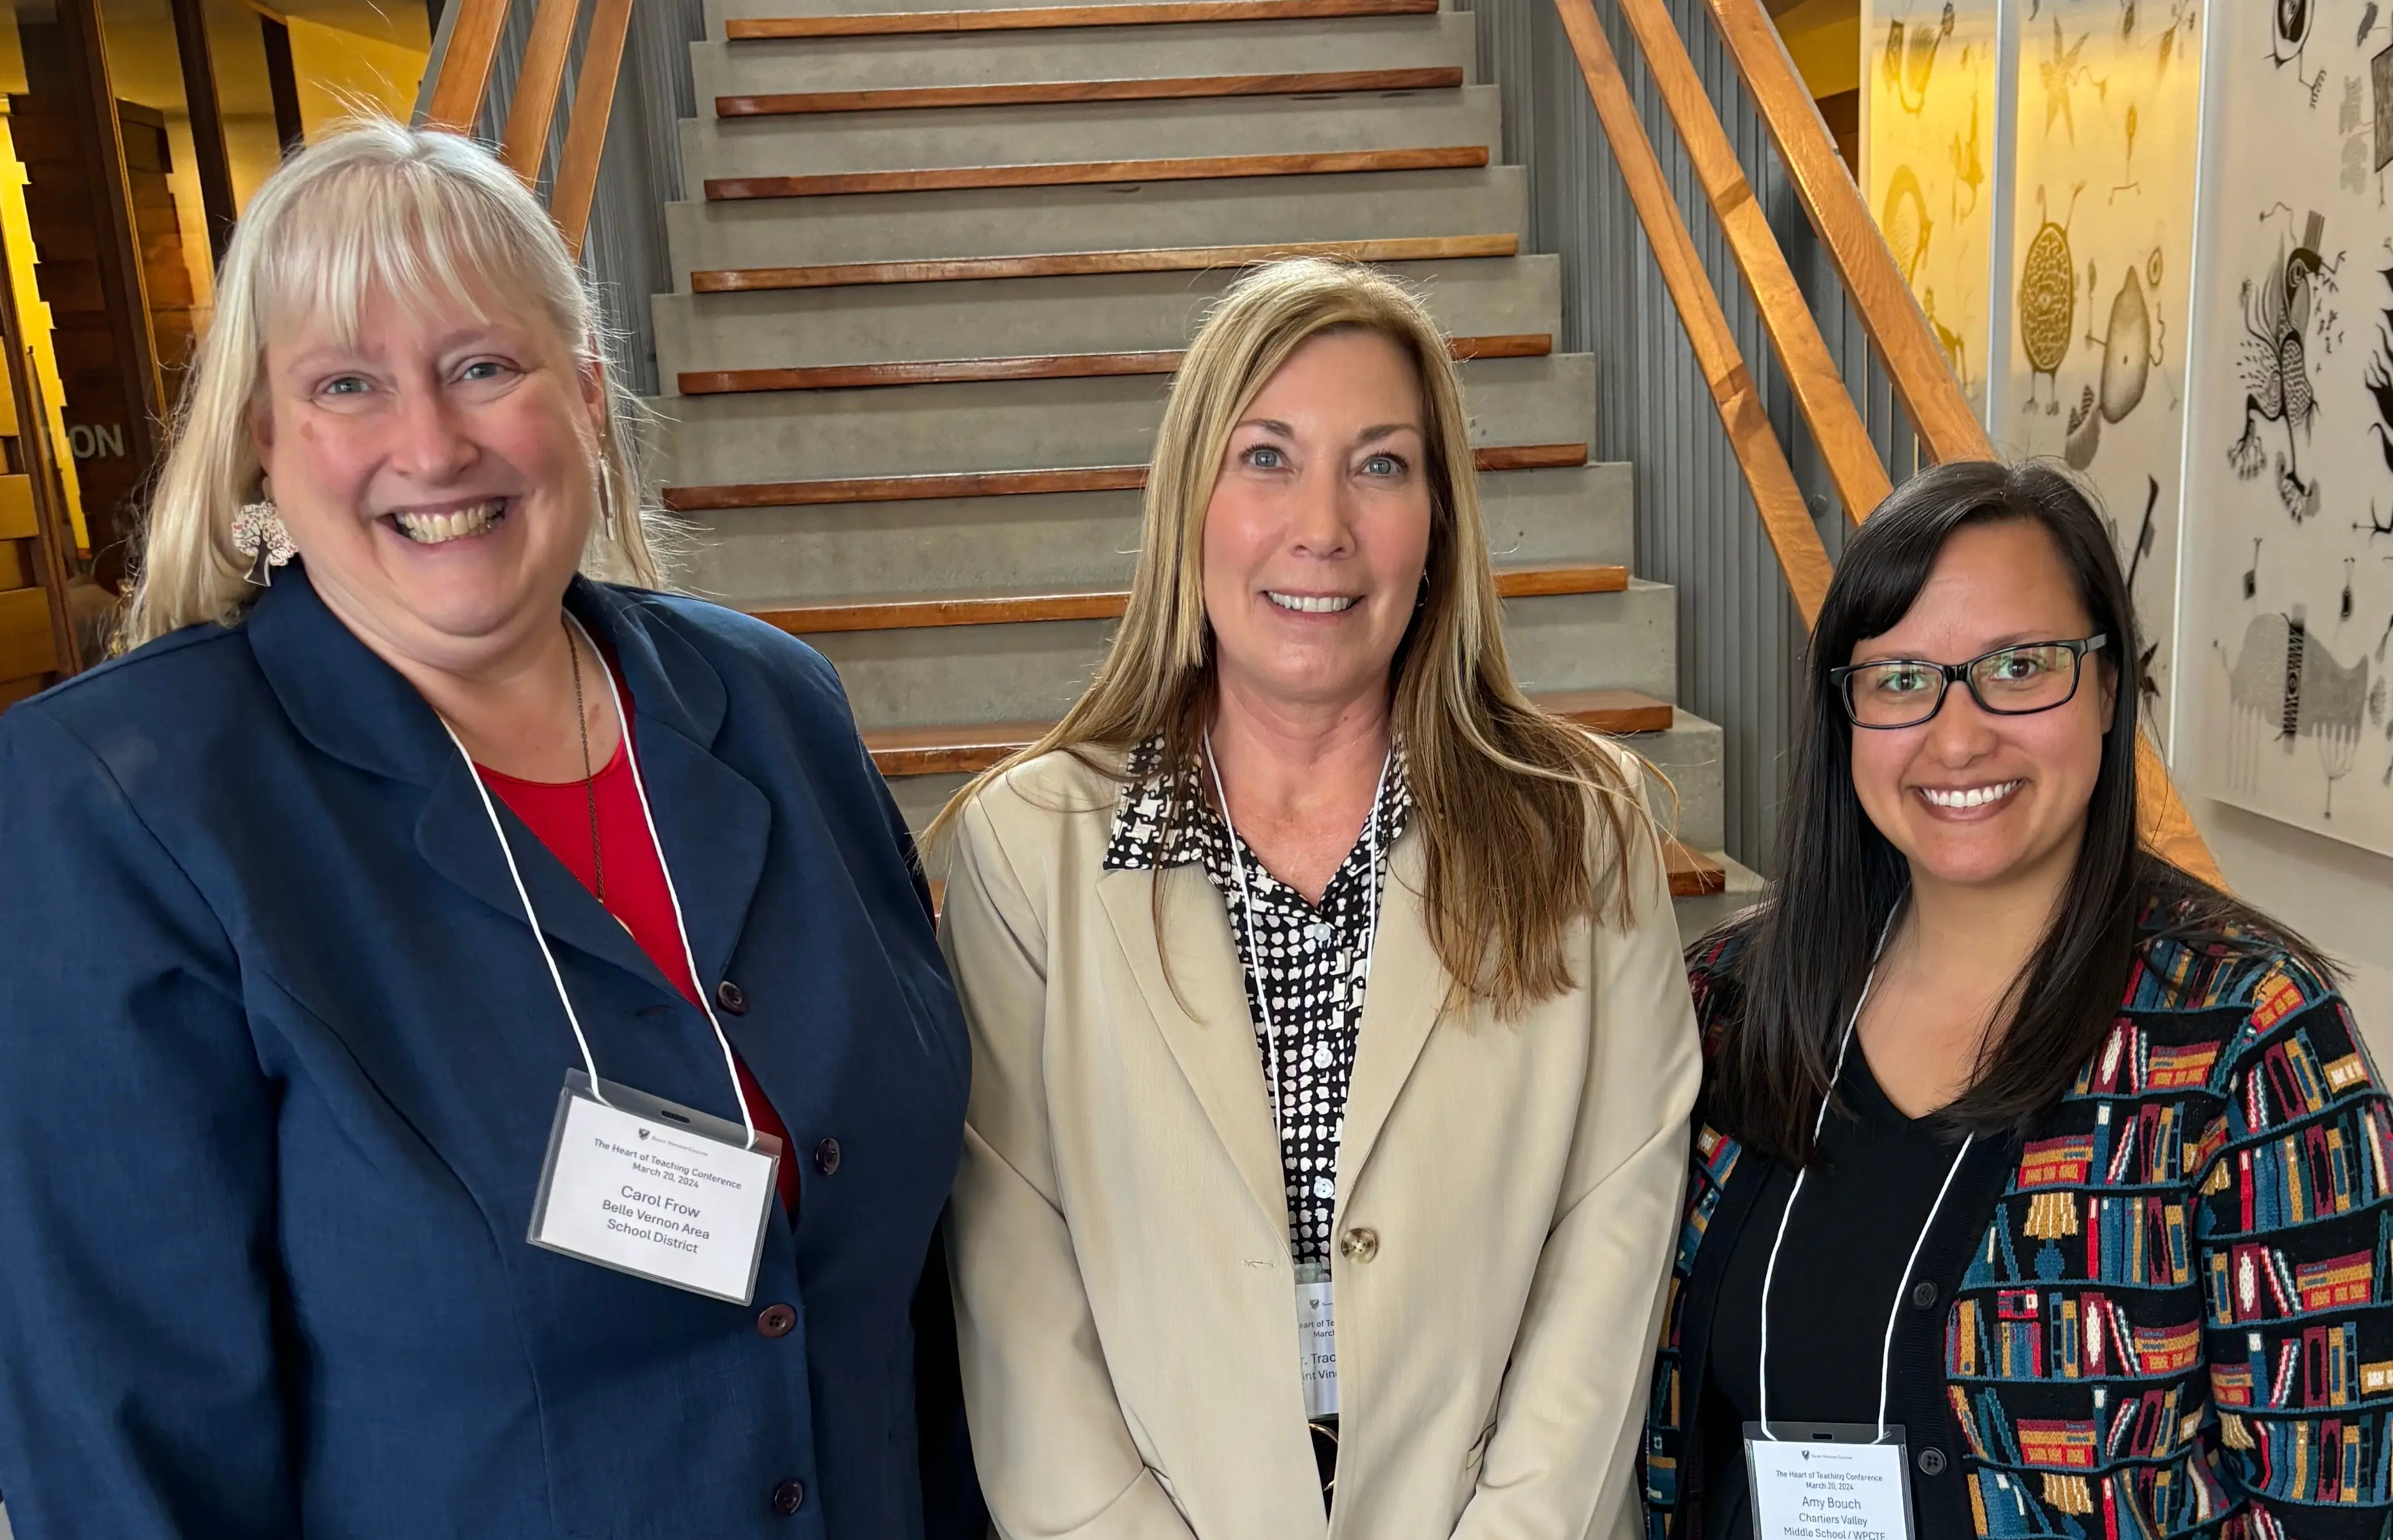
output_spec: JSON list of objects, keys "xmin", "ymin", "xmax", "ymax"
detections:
[
  {"xmin": 2178, "ymin": 0, "xmax": 2393, "ymax": 856},
  {"xmin": 1864, "ymin": 0, "xmax": 2006, "ymax": 419},
  {"xmin": 1992, "ymin": 0, "xmax": 2204, "ymax": 737}
]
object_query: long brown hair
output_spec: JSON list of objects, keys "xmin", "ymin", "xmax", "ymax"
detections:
[{"xmin": 927, "ymin": 257, "xmax": 1655, "ymax": 1017}]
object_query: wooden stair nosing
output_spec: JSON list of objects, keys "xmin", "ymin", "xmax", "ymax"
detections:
[
  {"xmin": 727, "ymin": 0, "xmax": 1441, "ymax": 42},
  {"xmin": 663, "ymin": 442, "xmax": 1588, "ymax": 512},
  {"xmin": 689, "ymin": 234, "xmax": 1518, "ymax": 294},
  {"xmin": 925, "ymin": 846, "xmax": 1723, "ymax": 905},
  {"xmin": 703, "ymin": 145, "xmax": 1489, "ymax": 201},
  {"xmin": 714, "ymin": 67, "xmax": 1466, "ymax": 118},
  {"xmin": 1663, "ymin": 841, "xmax": 1726, "ymax": 899},
  {"xmin": 867, "ymin": 688, "xmax": 1673, "ymax": 777},
  {"xmin": 748, "ymin": 562, "xmax": 1628, "ymax": 636},
  {"xmin": 678, "ymin": 333, "xmax": 1552, "ymax": 396}
]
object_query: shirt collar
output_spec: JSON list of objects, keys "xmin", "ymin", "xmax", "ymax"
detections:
[{"xmin": 1102, "ymin": 733, "xmax": 1412, "ymax": 876}]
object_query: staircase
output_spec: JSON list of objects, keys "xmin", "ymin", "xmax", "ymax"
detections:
[{"xmin": 644, "ymin": 0, "xmax": 1763, "ymax": 935}]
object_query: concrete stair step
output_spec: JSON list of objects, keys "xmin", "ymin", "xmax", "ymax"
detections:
[
  {"xmin": 667, "ymin": 168, "xmax": 1524, "ymax": 278},
  {"xmin": 704, "ymin": 143, "xmax": 1486, "ymax": 199},
  {"xmin": 1669, "ymin": 850, "xmax": 1764, "ymax": 943},
  {"xmin": 649, "ymin": 352, "xmax": 1590, "ymax": 487},
  {"xmin": 799, "ymin": 580, "xmax": 1678, "ymax": 730},
  {"xmin": 676, "ymin": 330, "xmax": 1547, "ymax": 395},
  {"xmin": 726, "ymin": 0, "xmax": 1439, "ymax": 40},
  {"xmin": 689, "ymin": 232, "xmax": 1514, "ymax": 295},
  {"xmin": 862, "ymin": 686, "xmax": 1675, "ymax": 777},
  {"xmin": 695, "ymin": 13, "xmax": 1471, "ymax": 98},
  {"xmin": 678, "ymin": 85, "xmax": 1500, "ymax": 181},
  {"xmin": 662, "ymin": 442, "xmax": 1588, "ymax": 513},
  {"xmin": 915, "ymin": 844, "xmax": 1729, "ymax": 908},
  {"xmin": 747, "ymin": 561, "xmax": 1623, "ymax": 636},
  {"xmin": 673, "ymin": 463, "xmax": 1633, "ymax": 603},
  {"xmin": 651, "ymin": 254, "xmax": 1560, "ymax": 372},
  {"xmin": 877, "ymin": 704, "xmax": 1729, "ymax": 899}
]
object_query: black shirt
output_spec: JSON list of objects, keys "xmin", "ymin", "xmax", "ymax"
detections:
[{"xmin": 1700, "ymin": 1045, "xmax": 1977, "ymax": 1540}]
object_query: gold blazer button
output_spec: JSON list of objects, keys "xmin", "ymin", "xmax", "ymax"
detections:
[{"xmin": 1338, "ymin": 1227, "xmax": 1380, "ymax": 1263}]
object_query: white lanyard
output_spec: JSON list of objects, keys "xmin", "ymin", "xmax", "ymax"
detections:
[
  {"xmin": 1754, "ymin": 939, "xmax": 1972, "ymax": 1442},
  {"xmin": 438, "ymin": 613, "xmax": 758, "ymax": 1150},
  {"xmin": 1200, "ymin": 731, "xmax": 1392, "ymax": 1136}
]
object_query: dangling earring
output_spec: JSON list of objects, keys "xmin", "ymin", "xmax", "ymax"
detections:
[{"xmin": 232, "ymin": 491, "xmax": 295, "ymax": 588}]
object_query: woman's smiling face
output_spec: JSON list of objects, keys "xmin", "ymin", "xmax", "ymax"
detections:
[
  {"xmin": 1846, "ymin": 517, "xmax": 2115, "ymax": 896},
  {"xmin": 1199, "ymin": 328, "xmax": 1435, "ymax": 716},
  {"xmin": 251, "ymin": 280, "xmax": 606, "ymax": 677}
]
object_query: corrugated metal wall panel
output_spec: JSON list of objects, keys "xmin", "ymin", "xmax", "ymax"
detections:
[{"xmin": 1458, "ymin": 0, "xmax": 1913, "ymax": 873}]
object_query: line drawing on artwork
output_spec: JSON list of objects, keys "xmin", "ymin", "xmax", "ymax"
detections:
[
  {"xmin": 2040, "ymin": 19, "xmax": 2107, "ymax": 143},
  {"xmin": 2228, "ymin": 210, "xmax": 2336, "ymax": 522},
  {"xmin": 2273, "ymin": 0, "xmax": 2327, "ymax": 105},
  {"xmin": 1883, "ymin": 2, "xmax": 1955, "ymax": 116},
  {"xmin": 2019, "ymin": 184, "xmax": 2084, "ymax": 415},
  {"xmin": 2067, "ymin": 251, "xmax": 2167, "ymax": 469},
  {"xmin": 2219, "ymin": 610, "xmax": 2368, "ymax": 816}
]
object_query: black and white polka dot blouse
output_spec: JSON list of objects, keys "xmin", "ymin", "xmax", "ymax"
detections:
[{"xmin": 1103, "ymin": 736, "xmax": 1412, "ymax": 1268}]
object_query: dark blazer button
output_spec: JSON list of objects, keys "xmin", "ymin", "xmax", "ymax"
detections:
[
  {"xmin": 1916, "ymin": 1447, "xmax": 1947, "ymax": 1476},
  {"xmin": 1912, "ymin": 1279, "xmax": 1939, "ymax": 1309},
  {"xmin": 814, "ymin": 1138, "xmax": 842, "ymax": 1175},
  {"xmin": 770, "ymin": 1479, "xmax": 806, "ymax": 1515},
  {"xmin": 716, "ymin": 980, "xmax": 747, "ymax": 1015},
  {"xmin": 756, "ymin": 1303, "xmax": 795, "ymax": 1339}
]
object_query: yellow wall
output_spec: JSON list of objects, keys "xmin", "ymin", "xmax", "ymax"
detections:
[
  {"xmin": 288, "ymin": 16, "xmax": 427, "ymax": 138},
  {"xmin": 0, "ymin": 118, "xmax": 92, "ymax": 552},
  {"xmin": 1775, "ymin": 0, "xmax": 1860, "ymax": 99}
]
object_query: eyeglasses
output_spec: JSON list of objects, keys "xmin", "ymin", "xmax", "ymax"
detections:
[{"xmin": 1830, "ymin": 635, "xmax": 2108, "ymax": 729}]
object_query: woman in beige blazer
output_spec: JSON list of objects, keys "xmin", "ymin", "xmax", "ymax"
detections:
[{"xmin": 931, "ymin": 258, "xmax": 1701, "ymax": 1539}]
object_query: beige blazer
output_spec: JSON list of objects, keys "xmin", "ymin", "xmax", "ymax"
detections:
[{"xmin": 939, "ymin": 748, "xmax": 1701, "ymax": 1540}]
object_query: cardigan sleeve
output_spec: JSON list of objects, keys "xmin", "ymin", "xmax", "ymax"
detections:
[
  {"xmin": 0, "ymin": 704, "xmax": 297, "ymax": 1538},
  {"xmin": 939, "ymin": 790, "xmax": 1201, "ymax": 1540},
  {"xmin": 2192, "ymin": 954, "xmax": 2393, "ymax": 1538}
]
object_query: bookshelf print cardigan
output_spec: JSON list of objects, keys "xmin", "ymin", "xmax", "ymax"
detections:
[{"xmin": 1643, "ymin": 916, "xmax": 2393, "ymax": 1540}]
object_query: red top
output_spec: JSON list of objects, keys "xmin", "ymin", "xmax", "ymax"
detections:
[{"xmin": 478, "ymin": 695, "xmax": 800, "ymax": 1214}]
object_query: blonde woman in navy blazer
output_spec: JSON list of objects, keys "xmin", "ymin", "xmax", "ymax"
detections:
[{"xmin": 0, "ymin": 122, "xmax": 973, "ymax": 1538}]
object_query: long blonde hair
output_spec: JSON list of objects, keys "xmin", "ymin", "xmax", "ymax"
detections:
[
  {"xmin": 931, "ymin": 257, "xmax": 1654, "ymax": 1017},
  {"xmin": 116, "ymin": 117, "xmax": 666, "ymax": 651}
]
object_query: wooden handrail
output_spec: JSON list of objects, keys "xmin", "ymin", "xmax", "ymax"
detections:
[
  {"xmin": 1611, "ymin": 0, "xmax": 1889, "ymax": 525},
  {"xmin": 1549, "ymin": 0, "xmax": 1832, "ymax": 623},
  {"xmin": 1701, "ymin": 0, "xmax": 1986, "ymax": 466},
  {"xmin": 1559, "ymin": 0, "xmax": 2223, "ymax": 884},
  {"xmin": 499, "ymin": 0, "xmax": 581, "ymax": 180},
  {"xmin": 421, "ymin": 0, "xmax": 513, "ymax": 135},
  {"xmin": 416, "ymin": 0, "xmax": 632, "ymax": 260},
  {"xmin": 549, "ymin": 0, "xmax": 633, "ymax": 257}
]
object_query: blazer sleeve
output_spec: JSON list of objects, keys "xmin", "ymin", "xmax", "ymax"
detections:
[
  {"xmin": 939, "ymin": 792, "xmax": 1200, "ymax": 1540},
  {"xmin": 0, "ymin": 706, "xmax": 296, "ymax": 1538},
  {"xmin": 1450, "ymin": 788, "xmax": 1704, "ymax": 1540}
]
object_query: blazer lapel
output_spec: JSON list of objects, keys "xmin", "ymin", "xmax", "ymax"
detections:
[
  {"xmin": 1095, "ymin": 863, "xmax": 1291, "ymax": 1240},
  {"xmin": 414, "ymin": 750, "xmax": 666, "ymax": 990},
  {"xmin": 1335, "ymin": 832, "xmax": 1445, "ymax": 1194}
]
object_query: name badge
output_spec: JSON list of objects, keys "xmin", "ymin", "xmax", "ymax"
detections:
[
  {"xmin": 528, "ymin": 1069, "xmax": 782, "ymax": 1304},
  {"xmin": 1296, "ymin": 1263, "xmax": 1338, "ymax": 1418},
  {"xmin": 1743, "ymin": 1423, "xmax": 1916, "ymax": 1540}
]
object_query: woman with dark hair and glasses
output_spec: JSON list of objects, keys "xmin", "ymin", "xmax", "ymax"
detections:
[{"xmin": 1639, "ymin": 459, "xmax": 2393, "ymax": 1540}]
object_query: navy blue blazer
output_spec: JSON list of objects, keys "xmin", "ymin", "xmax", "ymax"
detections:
[{"xmin": 0, "ymin": 568, "xmax": 972, "ymax": 1539}]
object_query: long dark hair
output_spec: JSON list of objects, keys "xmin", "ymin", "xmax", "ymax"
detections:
[{"xmin": 1708, "ymin": 459, "xmax": 2329, "ymax": 1166}]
